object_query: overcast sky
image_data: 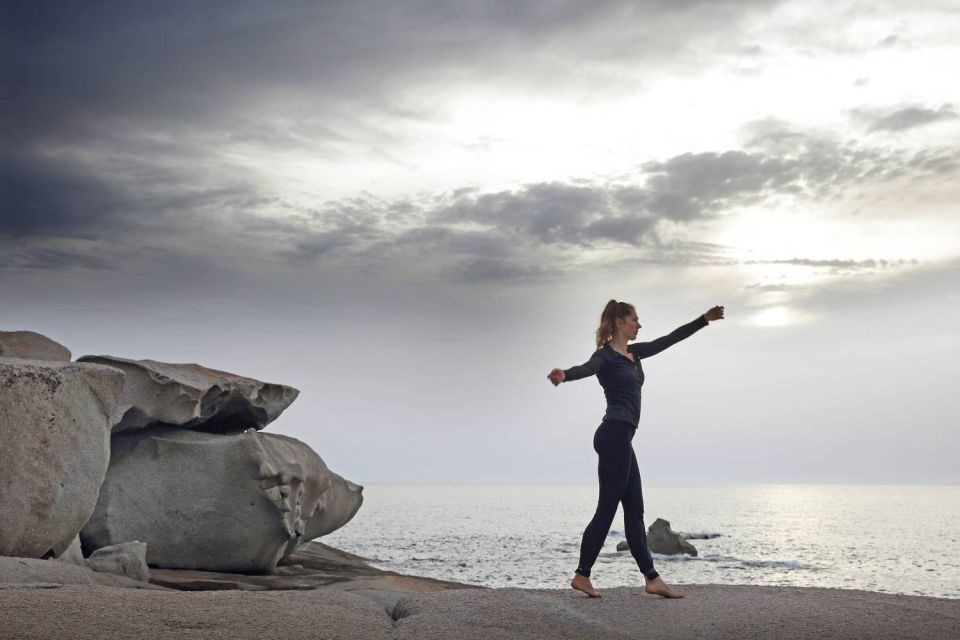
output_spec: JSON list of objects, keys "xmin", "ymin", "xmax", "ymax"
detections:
[{"xmin": 3, "ymin": 0, "xmax": 958, "ymax": 485}]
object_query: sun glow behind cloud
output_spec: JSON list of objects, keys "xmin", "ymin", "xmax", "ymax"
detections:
[{"xmin": 746, "ymin": 305, "xmax": 800, "ymax": 327}]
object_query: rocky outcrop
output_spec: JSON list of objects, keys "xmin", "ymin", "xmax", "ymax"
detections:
[
  {"xmin": 647, "ymin": 518, "xmax": 698, "ymax": 556},
  {"xmin": 0, "ymin": 331, "xmax": 71, "ymax": 361},
  {"xmin": 76, "ymin": 356, "xmax": 299, "ymax": 434},
  {"xmin": 0, "ymin": 557, "xmax": 165, "ymax": 590},
  {"xmin": 147, "ymin": 541, "xmax": 472, "ymax": 606},
  {"xmin": 0, "ymin": 358, "xmax": 124, "ymax": 559},
  {"xmin": 81, "ymin": 428, "xmax": 363, "ymax": 572},
  {"xmin": 2, "ymin": 330, "xmax": 358, "ymax": 578},
  {"xmin": 86, "ymin": 541, "xmax": 149, "ymax": 582}
]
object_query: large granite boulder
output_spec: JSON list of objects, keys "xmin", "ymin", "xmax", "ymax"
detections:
[
  {"xmin": 76, "ymin": 356, "xmax": 299, "ymax": 434},
  {"xmin": 0, "ymin": 330, "xmax": 71, "ymax": 361},
  {"xmin": 647, "ymin": 518, "xmax": 698, "ymax": 556},
  {"xmin": 81, "ymin": 428, "xmax": 363, "ymax": 572},
  {"xmin": 0, "ymin": 358, "xmax": 124, "ymax": 558}
]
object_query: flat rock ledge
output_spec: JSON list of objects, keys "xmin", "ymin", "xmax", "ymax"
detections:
[
  {"xmin": 0, "ymin": 557, "xmax": 165, "ymax": 591},
  {"xmin": 76, "ymin": 356, "xmax": 299, "ymax": 434},
  {"xmin": 147, "ymin": 541, "xmax": 470, "ymax": 613},
  {"xmin": 1, "ymin": 581, "xmax": 956, "ymax": 640}
]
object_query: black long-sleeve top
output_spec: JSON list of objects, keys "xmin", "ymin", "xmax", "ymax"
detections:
[{"xmin": 563, "ymin": 315, "xmax": 709, "ymax": 428}]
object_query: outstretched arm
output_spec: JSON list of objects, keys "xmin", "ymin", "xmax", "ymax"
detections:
[
  {"xmin": 548, "ymin": 350, "xmax": 603, "ymax": 386},
  {"xmin": 630, "ymin": 306, "xmax": 723, "ymax": 360}
]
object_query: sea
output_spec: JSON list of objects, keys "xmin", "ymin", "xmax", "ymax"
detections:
[{"xmin": 322, "ymin": 483, "xmax": 960, "ymax": 600}]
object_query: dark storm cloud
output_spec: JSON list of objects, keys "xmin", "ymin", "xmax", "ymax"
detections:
[
  {"xmin": 0, "ymin": 143, "xmax": 265, "ymax": 248},
  {"xmin": 582, "ymin": 214, "xmax": 657, "ymax": 245},
  {"xmin": 0, "ymin": 153, "xmax": 126, "ymax": 237},
  {"xmin": 423, "ymin": 149, "xmax": 800, "ymax": 246},
  {"xmin": 413, "ymin": 128, "xmax": 957, "ymax": 272},
  {"xmin": 5, "ymin": 123, "xmax": 954, "ymax": 281},
  {"xmin": 3, "ymin": 0, "xmax": 769, "ymax": 146},
  {"xmin": 432, "ymin": 182, "xmax": 652, "ymax": 246},
  {"xmin": 2, "ymin": 0, "xmax": 777, "ymax": 231},
  {"xmin": 850, "ymin": 104, "xmax": 959, "ymax": 133},
  {"xmin": 741, "ymin": 118, "xmax": 959, "ymax": 195},
  {"xmin": 0, "ymin": 244, "xmax": 115, "ymax": 271},
  {"xmin": 4, "ymin": 1, "xmax": 956, "ymax": 284},
  {"xmin": 640, "ymin": 151, "xmax": 800, "ymax": 218}
]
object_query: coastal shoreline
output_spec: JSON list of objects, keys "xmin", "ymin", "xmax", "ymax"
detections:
[
  {"xmin": 2, "ymin": 582, "xmax": 957, "ymax": 639},
  {"xmin": 3, "ymin": 542, "xmax": 958, "ymax": 639}
]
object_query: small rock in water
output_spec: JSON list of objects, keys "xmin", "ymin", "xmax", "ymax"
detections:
[
  {"xmin": 615, "ymin": 519, "xmax": 701, "ymax": 556},
  {"xmin": 647, "ymin": 518, "xmax": 698, "ymax": 556}
]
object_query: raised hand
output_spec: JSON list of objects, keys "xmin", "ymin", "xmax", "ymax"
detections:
[
  {"xmin": 704, "ymin": 305, "xmax": 725, "ymax": 322},
  {"xmin": 547, "ymin": 368, "xmax": 565, "ymax": 386}
]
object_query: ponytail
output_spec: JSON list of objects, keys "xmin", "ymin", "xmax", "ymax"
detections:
[{"xmin": 595, "ymin": 299, "xmax": 636, "ymax": 349}]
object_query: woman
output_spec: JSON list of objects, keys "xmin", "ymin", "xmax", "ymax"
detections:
[{"xmin": 548, "ymin": 300, "xmax": 724, "ymax": 599}]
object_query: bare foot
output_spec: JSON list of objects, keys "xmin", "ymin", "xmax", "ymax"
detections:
[
  {"xmin": 644, "ymin": 576, "xmax": 685, "ymax": 599},
  {"xmin": 571, "ymin": 573, "xmax": 601, "ymax": 598}
]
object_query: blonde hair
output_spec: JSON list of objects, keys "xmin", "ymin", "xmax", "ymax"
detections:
[{"xmin": 595, "ymin": 299, "xmax": 636, "ymax": 349}]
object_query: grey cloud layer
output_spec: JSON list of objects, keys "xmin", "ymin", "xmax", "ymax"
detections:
[
  {"xmin": 4, "ymin": 0, "xmax": 770, "ymax": 147},
  {"xmin": 850, "ymin": 104, "xmax": 958, "ymax": 132},
  {"xmin": 3, "ymin": 121, "xmax": 956, "ymax": 281},
  {"xmin": 3, "ymin": 0, "xmax": 777, "ymax": 244},
  {"xmin": 750, "ymin": 258, "xmax": 919, "ymax": 270},
  {"xmin": 4, "ymin": 1, "xmax": 957, "ymax": 284}
]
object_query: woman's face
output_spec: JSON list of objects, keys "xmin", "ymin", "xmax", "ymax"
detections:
[{"xmin": 617, "ymin": 311, "xmax": 641, "ymax": 339}]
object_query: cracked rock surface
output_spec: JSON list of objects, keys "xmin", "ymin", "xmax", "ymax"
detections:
[
  {"xmin": 76, "ymin": 356, "xmax": 299, "ymax": 434},
  {"xmin": 80, "ymin": 428, "xmax": 363, "ymax": 572}
]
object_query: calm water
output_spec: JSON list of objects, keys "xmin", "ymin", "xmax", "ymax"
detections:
[{"xmin": 322, "ymin": 484, "xmax": 960, "ymax": 599}]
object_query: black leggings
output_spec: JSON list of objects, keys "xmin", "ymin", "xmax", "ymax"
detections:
[{"xmin": 575, "ymin": 419, "xmax": 659, "ymax": 581}]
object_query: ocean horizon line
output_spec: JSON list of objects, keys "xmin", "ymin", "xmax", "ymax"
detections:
[{"xmin": 353, "ymin": 480, "xmax": 960, "ymax": 488}]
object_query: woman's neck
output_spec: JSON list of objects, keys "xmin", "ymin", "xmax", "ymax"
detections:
[{"xmin": 608, "ymin": 336, "xmax": 628, "ymax": 353}]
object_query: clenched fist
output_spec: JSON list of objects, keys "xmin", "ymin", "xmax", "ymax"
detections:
[
  {"xmin": 704, "ymin": 305, "xmax": 725, "ymax": 322},
  {"xmin": 547, "ymin": 368, "xmax": 565, "ymax": 386}
]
